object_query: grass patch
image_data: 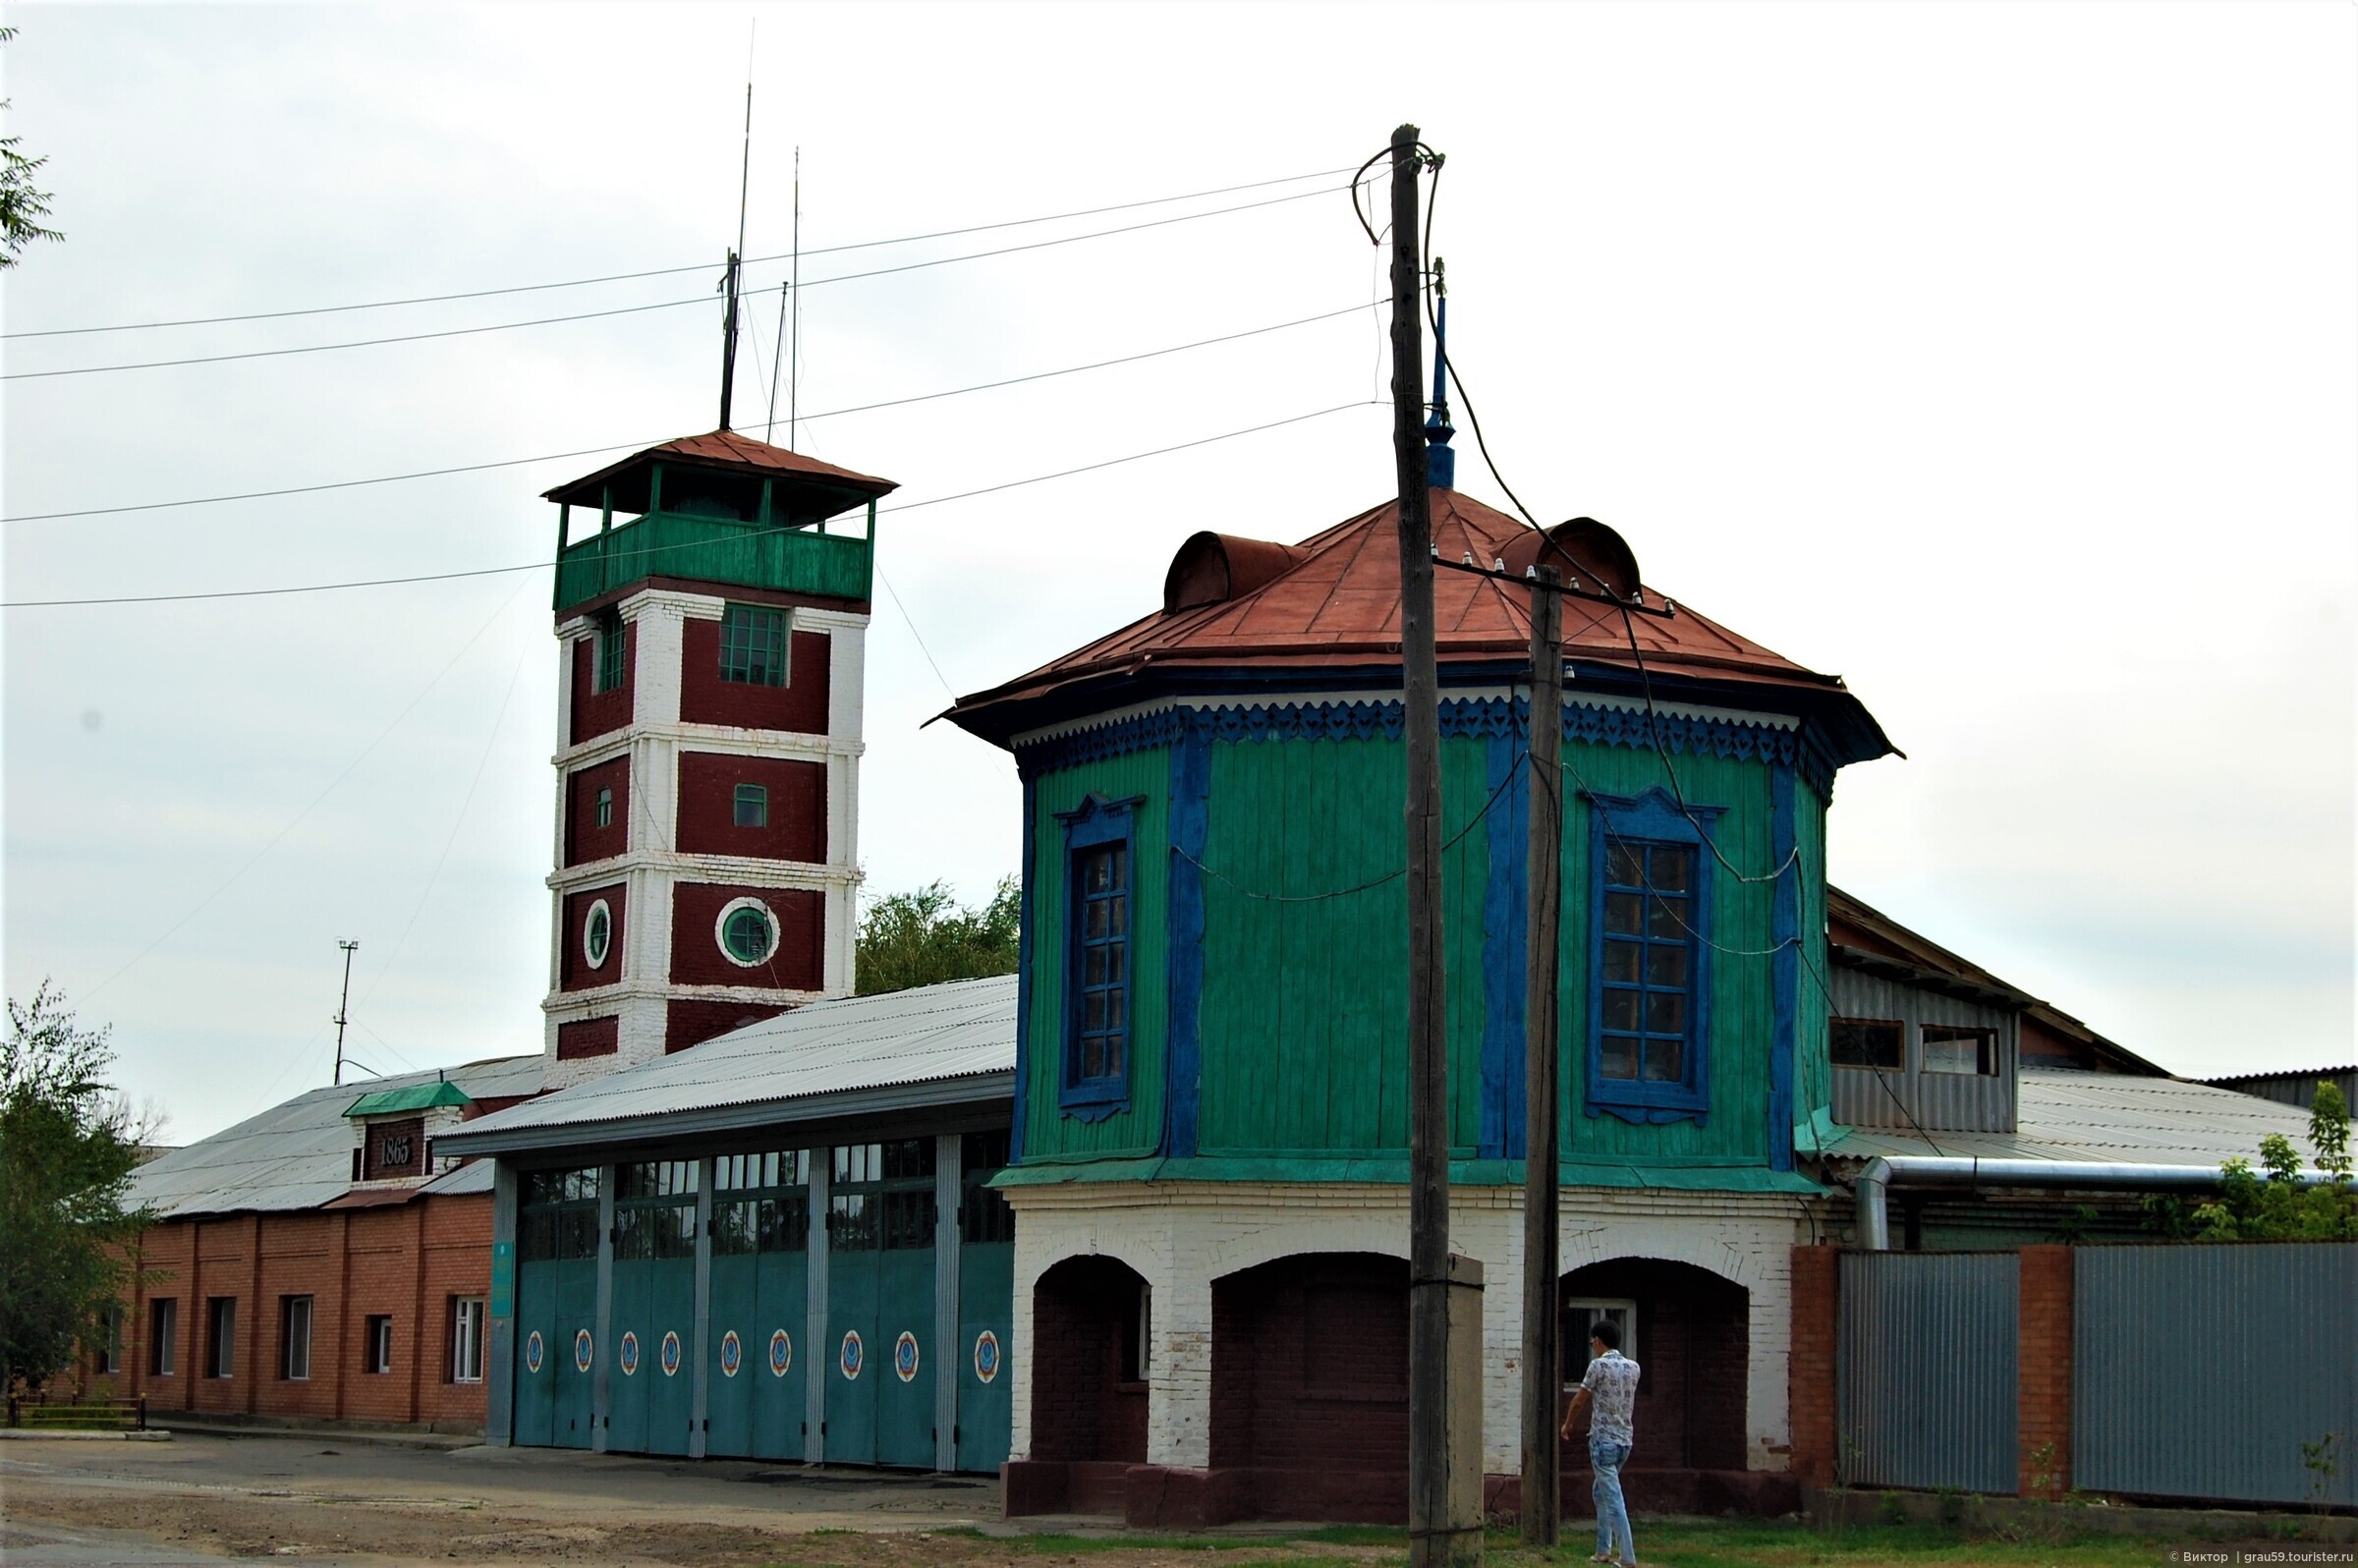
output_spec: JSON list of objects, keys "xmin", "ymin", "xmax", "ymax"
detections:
[{"xmin": 1484, "ymin": 1519, "xmax": 2165, "ymax": 1567}]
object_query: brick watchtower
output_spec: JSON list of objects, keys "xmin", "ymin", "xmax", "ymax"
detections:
[{"xmin": 539, "ymin": 431, "xmax": 896, "ymax": 1089}]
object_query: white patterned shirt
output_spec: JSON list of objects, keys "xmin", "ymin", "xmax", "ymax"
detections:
[{"xmin": 1582, "ymin": 1349, "xmax": 1641, "ymax": 1446}]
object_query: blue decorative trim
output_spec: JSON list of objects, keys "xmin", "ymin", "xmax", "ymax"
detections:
[
  {"xmin": 1768, "ymin": 763, "xmax": 1798, "ymax": 1173},
  {"xmin": 1011, "ymin": 773, "xmax": 1036, "ymax": 1165},
  {"xmin": 1057, "ymin": 795, "xmax": 1137, "ymax": 1122},
  {"xmin": 1017, "ymin": 698, "xmax": 1830, "ymax": 796},
  {"xmin": 1480, "ymin": 728, "xmax": 1527, "ymax": 1159},
  {"xmin": 1584, "ymin": 786, "xmax": 1717, "ymax": 1127},
  {"xmin": 1165, "ymin": 715, "xmax": 1209, "ymax": 1159}
]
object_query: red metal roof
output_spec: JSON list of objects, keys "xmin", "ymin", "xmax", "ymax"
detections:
[
  {"xmin": 947, "ymin": 488, "xmax": 1890, "ymax": 756},
  {"xmin": 541, "ymin": 429, "xmax": 897, "ymax": 508}
]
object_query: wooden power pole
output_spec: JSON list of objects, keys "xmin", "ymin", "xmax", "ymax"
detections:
[
  {"xmin": 1520, "ymin": 566, "xmax": 1565, "ymax": 1543},
  {"xmin": 1388, "ymin": 121, "xmax": 1458, "ymax": 1568}
]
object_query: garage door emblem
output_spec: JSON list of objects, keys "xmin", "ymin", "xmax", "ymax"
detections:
[
  {"xmin": 839, "ymin": 1330, "xmax": 864, "ymax": 1380},
  {"xmin": 619, "ymin": 1331, "xmax": 640, "ymax": 1376},
  {"xmin": 894, "ymin": 1331, "xmax": 920, "ymax": 1383},
  {"xmin": 719, "ymin": 1330, "xmax": 743, "ymax": 1377},
  {"xmin": 974, "ymin": 1330, "xmax": 1001, "ymax": 1384},
  {"xmin": 768, "ymin": 1329, "xmax": 792, "ymax": 1377},
  {"xmin": 660, "ymin": 1331, "xmax": 683, "ymax": 1377},
  {"xmin": 525, "ymin": 1331, "xmax": 545, "ymax": 1374},
  {"xmin": 574, "ymin": 1329, "xmax": 593, "ymax": 1372}
]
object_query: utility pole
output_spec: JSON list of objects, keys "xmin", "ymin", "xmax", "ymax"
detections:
[
  {"xmin": 331, "ymin": 940, "xmax": 360, "ymax": 1088},
  {"xmin": 1520, "ymin": 566, "xmax": 1565, "ymax": 1544},
  {"xmin": 1389, "ymin": 121, "xmax": 1460, "ymax": 1568}
]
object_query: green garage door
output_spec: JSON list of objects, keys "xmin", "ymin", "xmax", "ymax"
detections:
[
  {"xmin": 513, "ymin": 1167, "xmax": 600, "ymax": 1449},
  {"xmin": 705, "ymin": 1149, "xmax": 812, "ymax": 1461},
  {"xmin": 608, "ymin": 1160, "xmax": 698, "ymax": 1457},
  {"xmin": 956, "ymin": 1133, "xmax": 1015, "ymax": 1474},
  {"xmin": 824, "ymin": 1140, "xmax": 937, "ymax": 1469}
]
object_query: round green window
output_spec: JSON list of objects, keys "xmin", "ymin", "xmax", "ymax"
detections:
[
  {"xmin": 584, "ymin": 900, "xmax": 613, "ymax": 970},
  {"xmin": 721, "ymin": 903, "xmax": 776, "ymax": 966}
]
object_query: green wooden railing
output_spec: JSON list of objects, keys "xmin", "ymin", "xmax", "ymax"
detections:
[{"xmin": 553, "ymin": 508, "xmax": 874, "ymax": 615}]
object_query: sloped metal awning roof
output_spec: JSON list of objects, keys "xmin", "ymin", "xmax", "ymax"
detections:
[
  {"xmin": 1825, "ymin": 1067, "xmax": 2323, "ymax": 1167},
  {"xmin": 126, "ymin": 1055, "xmax": 543, "ymax": 1221},
  {"xmin": 437, "ymin": 975, "xmax": 1017, "ymax": 1159},
  {"xmin": 344, "ymin": 1080, "xmax": 472, "ymax": 1117}
]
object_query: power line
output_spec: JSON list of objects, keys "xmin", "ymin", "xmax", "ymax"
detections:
[
  {"xmin": 5, "ymin": 184, "xmax": 1352, "ymax": 381},
  {"xmin": 6, "ymin": 300, "xmax": 1382, "ymax": 522},
  {"xmin": 7, "ymin": 164, "xmax": 1355, "ymax": 340},
  {"xmin": 1, "ymin": 400, "xmax": 1385, "ymax": 608}
]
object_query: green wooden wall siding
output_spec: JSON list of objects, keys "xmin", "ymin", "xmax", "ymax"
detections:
[
  {"xmin": 1020, "ymin": 748, "xmax": 1170, "ymax": 1164},
  {"xmin": 553, "ymin": 511, "xmax": 872, "ymax": 614},
  {"xmin": 1017, "ymin": 724, "xmax": 1834, "ymax": 1178}
]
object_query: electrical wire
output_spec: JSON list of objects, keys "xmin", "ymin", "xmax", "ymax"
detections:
[
  {"xmin": 8, "ymin": 164, "xmax": 1356, "ymax": 340},
  {"xmin": 876, "ymin": 567, "xmax": 956, "ymax": 700},
  {"xmin": 6, "ymin": 185, "xmax": 1353, "ymax": 381},
  {"xmin": 7, "ymin": 302, "xmax": 1383, "ymax": 523},
  {"xmin": 0, "ymin": 400, "xmax": 1386, "ymax": 608}
]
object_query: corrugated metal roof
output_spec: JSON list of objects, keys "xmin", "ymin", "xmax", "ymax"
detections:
[
  {"xmin": 1825, "ymin": 1067, "xmax": 2323, "ymax": 1166},
  {"xmin": 439, "ymin": 976, "xmax": 1016, "ymax": 1156},
  {"xmin": 540, "ymin": 429, "xmax": 897, "ymax": 509},
  {"xmin": 945, "ymin": 490, "xmax": 1893, "ymax": 765},
  {"xmin": 127, "ymin": 1055, "xmax": 541, "ymax": 1221}
]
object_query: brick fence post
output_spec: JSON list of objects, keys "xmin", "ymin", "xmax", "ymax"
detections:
[
  {"xmin": 1787, "ymin": 1245, "xmax": 1840, "ymax": 1487},
  {"xmin": 2017, "ymin": 1246, "xmax": 2073, "ymax": 1498}
]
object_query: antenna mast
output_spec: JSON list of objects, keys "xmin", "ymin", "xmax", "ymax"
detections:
[
  {"xmin": 718, "ymin": 42, "xmax": 754, "ymax": 431},
  {"xmin": 788, "ymin": 146, "xmax": 802, "ymax": 449},
  {"xmin": 332, "ymin": 940, "xmax": 359, "ymax": 1087}
]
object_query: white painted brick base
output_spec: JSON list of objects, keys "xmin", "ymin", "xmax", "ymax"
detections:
[{"xmin": 1004, "ymin": 1182, "xmax": 1817, "ymax": 1475}]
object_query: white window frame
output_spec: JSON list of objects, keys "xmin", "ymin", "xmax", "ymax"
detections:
[
  {"xmin": 281, "ymin": 1296, "xmax": 313, "ymax": 1380},
  {"xmin": 452, "ymin": 1297, "xmax": 486, "ymax": 1384},
  {"xmin": 1564, "ymin": 1296, "xmax": 1638, "ymax": 1388},
  {"xmin": 366, "ymin": 1315, "xmax": 393, "ymax": 1374}
]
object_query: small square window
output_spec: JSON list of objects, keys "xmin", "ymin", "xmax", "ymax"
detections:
[
  {"xmin": 365, "ymin": 1315, "xmax": 393, "ymax": 1374},
  {"xmin": 594, "ymin": 786, "xmax": 613, "ymax": 830},
  {"xmin": 718, "ymin": 604, "xmax": 788, "ymax": 687},
  {"xmin": 734, "ymin": 783, "xmax": 767, "ymax": 828},
  {"xmin": 1924, "ymin": 1025, "xmax": 1998, "ymax": 1076}
]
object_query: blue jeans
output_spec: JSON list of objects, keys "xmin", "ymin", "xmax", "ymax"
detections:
[{"xmin": 1591, "ymin": 1437, "xmax": 1635, "ymax": 1563}]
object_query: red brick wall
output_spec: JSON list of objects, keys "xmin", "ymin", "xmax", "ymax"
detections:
[
  {"xmin": 675, "ymin": 753, "xmax": 825, "ymax": 863},
  {"xmin": 564, "ymin": 756, "xmax": 630, "ymax": 867},
  {"xmin": 663, "ymin": 998, "xmax": 785, "ymax": 1054},
  {"xmin": 1029, "ymin": 1257, "xmax": 1150, "ymax": 1464},
  {"xmin": 1209, "ymin": 1254, "xmax": 1409, "ymax": 1472},
  {"xmin": 1560, "ymin": 1258, "xmax": 1749, "ymax": 1472},
  {"xmin": 667, "ymin": 883, "xmax": 822, "ymax": 989},
  {"xmin": 81, "ymin": 1197, "xmax": 490, "ymax": 1431},
  {"xmin": 2018, "ymin": 1245, "xmax": 2073, "ymax": 1497},
  {"xmin": 558, "ymin": 883, "xmax": 627, "ymax": 991},
  {"xmin": 1787, "ymin": 1245, "xmax": 1839, "ymax": 1486},
  {"xmin": 556, "ymin": 1016, "xmax": 619, "ymax": 1060},
  {"xmin": 568, "ymin": 626, "xmax": 634, "ymax": 746},
  {"xmin": 678, "ymin": 625, "xmax": 829, "ymax": 733}
]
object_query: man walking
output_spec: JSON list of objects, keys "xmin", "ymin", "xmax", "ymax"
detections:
[{"xmin": 1560, "ymin": 1316, "xmax": 1641, "ymax": 1567}]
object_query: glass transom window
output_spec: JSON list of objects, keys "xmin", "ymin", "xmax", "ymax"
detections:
[{"xmin": 718, "ymin": 604, "xmax": 788, "ymax": 687}]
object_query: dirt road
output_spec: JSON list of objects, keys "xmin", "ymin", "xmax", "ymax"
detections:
[{"xmin": 0, "ymin": 1433, "xmax": 1402, "ymax": 1567}]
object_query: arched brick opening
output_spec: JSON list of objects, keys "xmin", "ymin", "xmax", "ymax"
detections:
[
  {"xmin": 1030, "ymin": 1256, "xmax": 1150, "ymax": 1465},
  {"xmin": 1560, "ymin": 1257, "xmax": 1749, "ymax": 1473},
  {"xmin": 1209, "ymin": 1252, "xmax": 1408, "ymax": 1482}
]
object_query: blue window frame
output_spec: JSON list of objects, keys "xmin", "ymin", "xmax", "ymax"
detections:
[
  {"xmin": 1058, "ymin": 796, "xmax": 1135, "ymax": 1115},
  {"xmin": 1586, "ymin": 787, "xmax": 1715, "ymax": 1124}
]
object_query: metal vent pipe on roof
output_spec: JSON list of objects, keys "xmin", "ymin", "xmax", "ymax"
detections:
[{"xmin": 1853, "ymin": 1154, "xmax": 2345, "ymax": 1250}]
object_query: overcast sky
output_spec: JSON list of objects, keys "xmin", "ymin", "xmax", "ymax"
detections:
[{"xmin": 5, "ymin": 3, "xmax": 2351, "ymax": 1145}]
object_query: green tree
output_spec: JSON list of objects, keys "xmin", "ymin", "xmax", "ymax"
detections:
[
  {"xmin": 0, "ymin": 982, "xmax": 147, "ymax": 1393},
  {"xmin": 1, "ymin": 28, "xmax": 65, "ymax": 267},
  {"xmin": 856, "ymin": 877, "xmax": 1019, "ymax": 996},
  {"xmin": 2188, "ymin": 1081, "xmax": 2357, "ymax": 1242}
]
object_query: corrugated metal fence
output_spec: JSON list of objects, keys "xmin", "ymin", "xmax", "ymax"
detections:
[
  {"xmin": 1838, "ymin": 1251, "xmax": 2019, "ymax": 1493},
  {"xmin": 2075, "ymin": 1244, "xmax": 2358, "ymax": 1508}
]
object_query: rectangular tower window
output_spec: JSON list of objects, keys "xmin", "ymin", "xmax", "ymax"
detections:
[
  {"xmin": 281, "ymin": 1296, "xmax": 312, "ymax": 1380},
  {"xmin": 205, "ymin": 1298, "xmax": 236, "ymax": 1378},
  {"xmin": 594, "ymin": 612, "xmax": 627, "ymax": 693},
  {"xmin": 594, "ymin": 786, "xmax": 613, "ymax": 829},
  {"xmin": 734, "ymin": 783, "xmax": 768, "ymax": 828},
  {"xmin": 149, "ymin": 1299, "xmax": 177, "ymax": 1376},
  {"xmin": 1065, "ymin": 836, "xmax": 1130, "ymax": 1106},
  {"xmin": 1831, "ymin": 1018, "xmax": 1904, "ymax": 1069},
  {"xmin": 1586, "ymin": 790, "xmax": 1716, "ymax": 1121},
  {"xmin": 718, "ymin": 604, "xmax": 788, "ymax": 687}
]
